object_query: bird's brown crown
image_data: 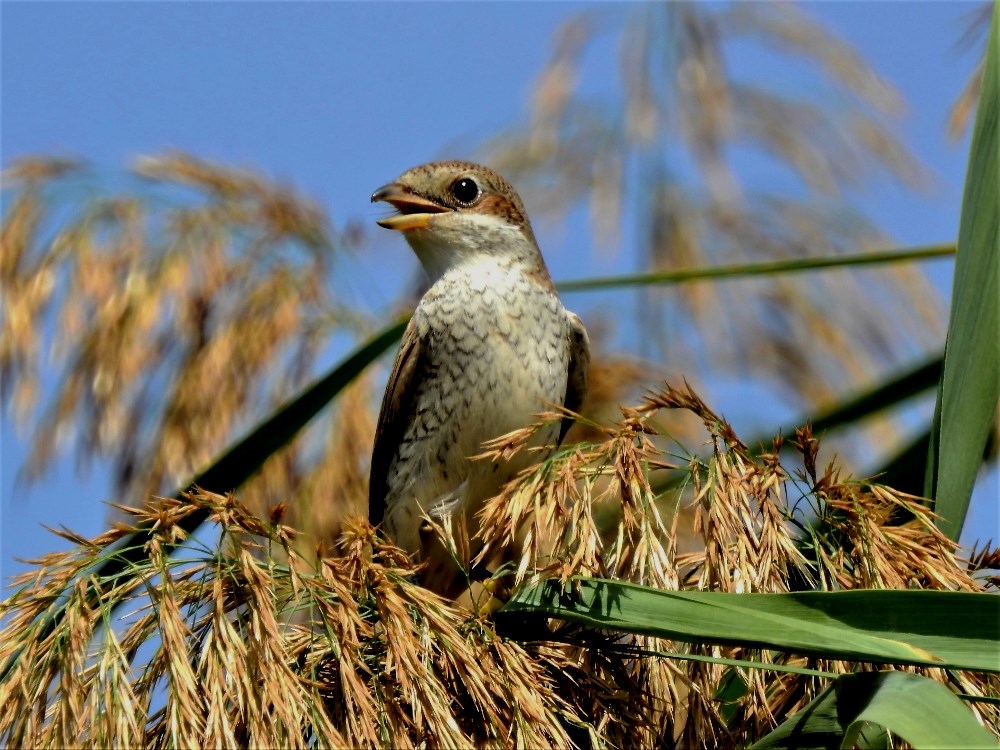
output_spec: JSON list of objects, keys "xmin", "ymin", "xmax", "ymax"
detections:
[{"xmin": 394, "ymin": 160, "xmax": 528, "ymax": 223}]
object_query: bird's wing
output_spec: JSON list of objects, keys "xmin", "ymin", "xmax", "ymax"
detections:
[
  {"xmin": 559, "ymin": 311, "xmax": 590, "ymax": 444},
  {"xmin": 369, "ymin": 316, "xmax": 429, "ymax": 526}
]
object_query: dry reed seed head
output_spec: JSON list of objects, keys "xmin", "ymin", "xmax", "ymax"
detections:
[
  {"xmin": 966, "ymin": 543, "xmax": 1000, "ymax": 591},
  {"xmin": 1, "ymin": 153, "xmax": 345, "ymax": 523},
  {"xmin": 0, "ymin": 484, "xmax": 622, "ymax": 746},
  {"xmin": 474, "ymin": 395, "xmax": 683, "ymax": 592}
]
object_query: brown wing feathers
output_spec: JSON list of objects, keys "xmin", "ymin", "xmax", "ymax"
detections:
[{"xmin": 368, "ymin": 318, "xmax": 427, "ymax": 526}]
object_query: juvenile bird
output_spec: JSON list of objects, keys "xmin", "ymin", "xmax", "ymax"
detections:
[{"xmin": 369, "ymin": 161, "xmax": 589, "ymax": 596}]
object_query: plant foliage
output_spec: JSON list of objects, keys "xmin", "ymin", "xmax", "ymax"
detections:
[{"xmin": 2, "ymin": 384, "xmax": 997, "ymax": 748}]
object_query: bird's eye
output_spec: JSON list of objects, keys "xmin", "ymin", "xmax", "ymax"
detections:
[{"xmin": 449, "ymin": 177, "xmax": 480, "ymax": 206}]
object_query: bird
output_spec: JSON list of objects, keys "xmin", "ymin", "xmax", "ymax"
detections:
[{"xmin": 369, "ymin": 160, "xmax": 589, "ymax": 597}]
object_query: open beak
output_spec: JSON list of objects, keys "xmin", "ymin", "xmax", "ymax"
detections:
[{"xmin": 371, "ymin": 183, "xmax": 451, "ymax": 231}]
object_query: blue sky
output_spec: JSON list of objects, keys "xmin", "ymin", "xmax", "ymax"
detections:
[{"xmin": 1, "ymin": 2, "xmax": 995, "ymax": 584}]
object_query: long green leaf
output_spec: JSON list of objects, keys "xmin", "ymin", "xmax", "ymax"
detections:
[
  {"xmin": 751, "ymin": 671, "xmax": 998, "ymax": 750},
  {"xmin": 925, "ymin": 5, "xmax": 1000, "ymax": 539},
  {"xmin": 0, "ymin": 318, "xmax": 407, "ymax": 682},
  {"xmin": 794, "ymin": 356, "xmax": 941, "ymax": 439},
  {"xmin": 556, "ymin": 245, "xmax": 954, "ymax": 292},
  {"xmin": 503, "ymin": 578, "xmax": 1000, "ymax": 672}
]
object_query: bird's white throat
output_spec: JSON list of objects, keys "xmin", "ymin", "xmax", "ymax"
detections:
[{"xmin": 404, "ymin": 213, "xmax": 539, "ymax": 284}]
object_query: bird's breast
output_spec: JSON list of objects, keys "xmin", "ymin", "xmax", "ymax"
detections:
[{"xmin": 409, "ymin": 263, "xmax": 569, "ymax": 471}]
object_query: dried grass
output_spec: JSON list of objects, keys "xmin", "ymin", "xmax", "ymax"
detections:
[
  {"xmin": 1, "ymin": 153, "xmax": 345, "ymax": 514},
  {"xmin": 3, "ymin": 382, "xmax": 996, "ymax": 748}
]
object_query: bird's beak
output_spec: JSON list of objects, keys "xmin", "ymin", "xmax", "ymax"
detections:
[{"xmin": 371, "ymin": 183, "xmax": 451, "ymax": 231}]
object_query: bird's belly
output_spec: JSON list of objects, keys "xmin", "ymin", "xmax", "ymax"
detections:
[{"xmin": 459, "ymin": 346, "xmax": 562, "ymax": 459}]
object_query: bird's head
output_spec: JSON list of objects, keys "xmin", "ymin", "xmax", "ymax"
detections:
[{"xmin": 372, "ymin": 161, "xmax": 544, "ymax": 281}]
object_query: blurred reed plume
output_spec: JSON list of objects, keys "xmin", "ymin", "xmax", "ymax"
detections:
[
  {"xmin": 482, "ymin": 2, "xmax": 949, "ymax": 464},
  {"xmin": 2, "ymin": 382, "xmax": 996, "ymax": 748},
  {"xmin": 949, "ymin": 3, "xmax": 994, "ymax": 138}
]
